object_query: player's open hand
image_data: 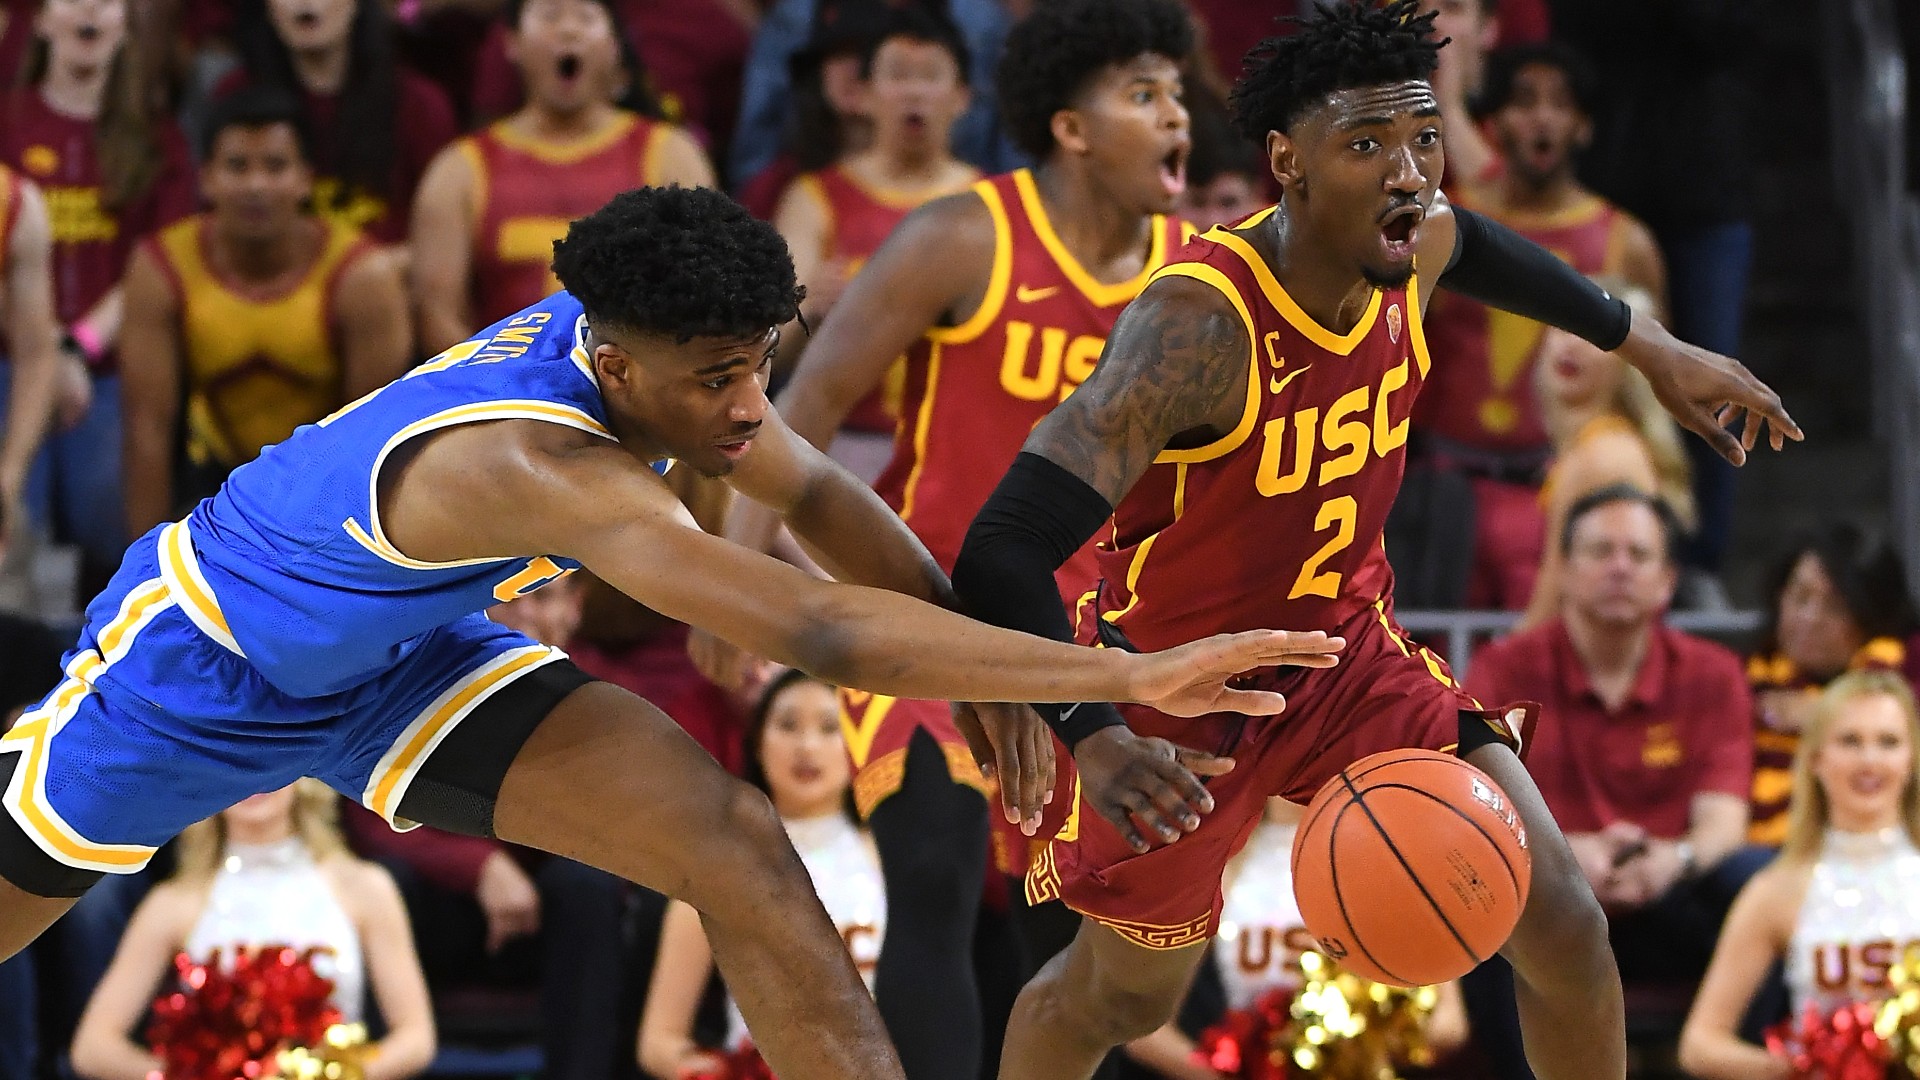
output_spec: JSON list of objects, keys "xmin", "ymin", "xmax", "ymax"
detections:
[
  {"xmin": 1621, "ymin": 317, "xmax": 1802, "ymax": 466},
  {"xmin": 1074, "ymin": 726, "xmax": 1233, "ymax": 853},
  {"xmin": 1124, "ymin": 629, "xmax": 1344, "ymax": 718},
  {"xmin": 953, "ymin": 700, "xmax": 1055, "ymax": 835}
]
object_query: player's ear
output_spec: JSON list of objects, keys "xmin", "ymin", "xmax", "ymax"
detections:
[
  {"xmin": 1050, "ymin": 108, "xmax": 1090, "ymax": 157},
  {"xmin": 1267, "ymin": 130, "xmax": 1299, "ymax": 192},
  {"xmin": 592, "ymin": 342, "xmax": 633, "ymax": 390}
]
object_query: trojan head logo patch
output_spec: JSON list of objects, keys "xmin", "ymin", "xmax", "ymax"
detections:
[{"xmin": 1386, "ymin": 303, "xmax": 1403, "ymax": 344}]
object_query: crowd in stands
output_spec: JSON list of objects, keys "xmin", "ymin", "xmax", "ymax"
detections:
[{"xmin": 0, "ymin": 0, "xmax": 1913, "ymax": 1078}]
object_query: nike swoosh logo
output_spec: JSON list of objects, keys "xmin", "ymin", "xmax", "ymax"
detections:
[
  {"xmin": 1016, "ymin": 284, "xmax": 1061, "ymax": 303},
  {"xmin": 1269, "ymin": 368, "xmax": 1308, "ymax": 396},
  {"xmin": 1058, "ymin": 702, "xmax": 1082, "ymax": 722}
]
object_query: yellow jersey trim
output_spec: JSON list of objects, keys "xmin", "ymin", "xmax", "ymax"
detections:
[
  {"xmin": 350, "ymin": 400, "xmax": 616, "ymax": 571},
  {"xmin": 1144, "ymin": 263, "xmax": 1263, "ymax": 465},
  {"xmin": 927, "ymin": 181, "xmax": 1014, "ymax": 345},
  {"xmin": 1407, "ymin": 270, "xmax": 1432, "ymax": 377},
  {"xmin": 458, "ymin": 139, "xmax": 488, "ymax": 237},
  {"xmin": 159, "ymin": 520, "xmax": 244, "ymax": 657},
  {"xmin": 1012, "ymin": 169, "xmax": 1167, "ymax": 309},
  {"xmin": 1101, "ymin": 462, "xmax": 1186, "ymax": 625},
  {"xmin": 896, "ymin": 340, "xmax": 947, "ymax": 523},
  {"xmin": 641, "ymin": 122, "xmax": 674, "ymax": 187},
  {"xmin": 486, "ymin": 111, "xmax": 640, "ymax": 165},
  {"xmin": 364, "ymin": 645, "xmax": 562, "ymax": 823},
  {"xmin": 1207, "ymin": 208, "xmax": 1383, "ymax": 355},
  {"xmin": 0, "ymin": 581, "xmax": 173, "ymax": 871}
]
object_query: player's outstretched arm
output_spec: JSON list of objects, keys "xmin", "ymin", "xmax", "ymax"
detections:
[
  {"xmin": 1425, "ymin": 198, "xmax": 1802, "ymax": 465},
  {"xmin": 425, "ymin": 422, "xmax": 1342, "ymax": 711}
]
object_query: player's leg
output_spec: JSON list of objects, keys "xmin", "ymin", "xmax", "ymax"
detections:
[
  {"xmin": 998, "ymin": 918, "xmax": 1204, "ymax": 1080},
  {"xmin": 486, "ymin": 681, "xmax": 904, "ymax": 1080},
  {"xmin": 867, "ymin": 728, "xmax": 990, "ymax": 1080},
  {"xmin": 0, "ymin": 878, "xmax": 76, "ymax": 963},
  {"xmin": 1463, "ymin": 739, "xmax": 1624, "ymax": 1080}
]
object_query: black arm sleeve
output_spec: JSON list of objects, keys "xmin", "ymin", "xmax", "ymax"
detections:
[
  {"xmin": 952, "ymin": 452, "xmax": 1127, "ymax": 748},
  {"xmin": 1441, "ymin": 206, "xmax": 1634, "ymax": 351}
]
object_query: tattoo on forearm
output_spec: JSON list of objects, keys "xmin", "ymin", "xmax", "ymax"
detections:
[{"xmin": 1026, "ymin": 287, "xmax": 1249, "ymax": 505}]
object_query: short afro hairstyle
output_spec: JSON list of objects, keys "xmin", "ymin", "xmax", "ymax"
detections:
[
  {"xmin": 994, "ymin": 0, "xmax": 1194, "ymax": 162},
  {"xmin": 551, "ymin": 186, "xmax": 804, "ymax": 343},
  {"xmin": 200, "ymin": 85, "xmax": 316, "ymax": 165},
  {"xmin": 1478, "ymin": 42, "xmax": 1598, "ymax": 119},
  {"xmin": 1229, "ymin": 0, "xmax": 1442, "ymax": 141}
]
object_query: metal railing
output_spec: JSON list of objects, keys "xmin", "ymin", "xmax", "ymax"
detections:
[
  {"xmin": 1395, "ymin": 609, "xmax": 1763, "ymax": 683},
  {"xmin": 1826, "ymin": 0, "xmax": 1920, "ymax": 607}
]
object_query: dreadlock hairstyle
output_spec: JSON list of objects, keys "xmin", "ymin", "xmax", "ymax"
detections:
[
  {"xmin": 994, "ymin": 0, "xmax": 1194, "ymax": 163},
  {"xmin": 552, "ymin": 186, "xmax": 805, "ymax": 343},
  {"xmin": 1229, "ymin": 0, "xmax": 1443, "ymax": 141}
]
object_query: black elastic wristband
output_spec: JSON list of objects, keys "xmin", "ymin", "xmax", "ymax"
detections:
[
  {"xmin": 1442, "ymin": 206, "xmax": 1633, "ymax": 351},
  {"xmin": 953, "ymin": 453, "xmax": 1119, "ymax": 749},
  {"xmin": 1035, "ymin": 699, "xmax": 1127, "ymax": 747}
]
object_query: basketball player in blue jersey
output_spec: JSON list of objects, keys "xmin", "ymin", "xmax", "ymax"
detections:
[{"xmin": 0, "ymin": 186, "xmax": 1343, "ymax": 1079}]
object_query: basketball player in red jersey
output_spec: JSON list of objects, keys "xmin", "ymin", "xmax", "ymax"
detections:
[
  {"xmin": 952, "ymin": 5, "xmax": 1799, "ymax": 1079},
  {"xmin": 1416, "ymin": 42, "xmax": 1665, "ymax": 609},
  {"xmin": 712, "ymin": 3, "xmax": 1193, "ymax": 1077},
  {"xmin": 772, "ymin": 5, "xmax": 978, "ymax": 478},
  {"xmin": 409, "ymin": 0, "xmax": 715, "ymax": 354}
]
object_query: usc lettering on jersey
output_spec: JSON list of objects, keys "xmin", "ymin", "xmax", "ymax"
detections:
[
  {"xmin": 870, "ymin": 168, "xmax": 1192, "ymax": 603},
  {"xmin": 1093, "ymin": 207, "xmax": 1429, "ymax": 652},
  {"xmin": 147, "ymin": 215, "xmax": 375, "ymax": 471},
  {"xmin": 463, "ymin": 113, "xmax": 675, "ymax": 325}
]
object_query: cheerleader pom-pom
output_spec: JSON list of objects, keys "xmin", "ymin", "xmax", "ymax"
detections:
[
  {"xmin": 271, "ymin": 1024, "xmax": 372, "ymax": 1080},
  {"xmin": 146, "ymin": 946, "xmax": 343, "ymax": 1080},
  {"xmin": 1191, "ymin": 988, "xmax": 1293, "ymax": 1079},
  {"xmin": 1278, "ymin": 951, "xmax": 1439, "ymax": 1080},
  {"xmin": 1766, "ymin": 1002, "xmax": 1889, "ymax": 1080}
]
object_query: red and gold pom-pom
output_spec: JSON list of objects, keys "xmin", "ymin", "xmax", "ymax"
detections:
[
  {"xmin": 146, "ymin": 946, "xmax": 343, "ymax": 1080},
  {"xmin": 1193, "ymin": 988, "xmax": 1295, "ymax": 1079},
  {"xmin": 1765, "ymin": 1001, "xmax": 1889, "ymax": 1080},
  {"xmin": 683, "ymin": 1043, "xmax": 777, "ymax": 1080}
]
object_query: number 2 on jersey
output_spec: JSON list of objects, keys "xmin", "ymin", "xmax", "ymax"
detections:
[{"xmin": 1289, "ymin": 495, "xmax": 1356, "ymax": 600}]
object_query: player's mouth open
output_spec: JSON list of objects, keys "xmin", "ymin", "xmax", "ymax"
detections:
[
  {"xmin": 1379, "ymin": 206, "xmax": 1421, "ymax": 259},
  {"xmin": 715, "ymin": 433, "xmax": 757, "ymax": 459},
  {"xmin": 1159, "ymin": 144, "xmax": 1188, "ymax": 198},
  {"xmin": 556, "ymin": 53, "xmax": 582, "ymax": 80}
]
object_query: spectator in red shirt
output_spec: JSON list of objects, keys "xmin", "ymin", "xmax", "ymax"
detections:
[
  {"xmin": 342, "ymin": 572, "xmax": 630, "ymax": 1080},
  {"xmin": 222, "ymin": 0, "xmax": 459, "ymax": 246},
  {"xmin": 1463, "ymin": 483, "xmax": 1752, "ymax": 1079},
  {"xmin": 1, "ymin": 0, "xmax": 199, "ymax": 602}
]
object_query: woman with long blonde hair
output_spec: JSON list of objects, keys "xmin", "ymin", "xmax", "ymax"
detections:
[
  {"xmin": 1678, "ymin": 671, "xmax": 1920, "ymax": 1080},
  {"xmin": 70, "ymin": 781, "xmax": 435, "ymax": 1080},
  {"xmin": 1517, "ymin": 278, "xmax": 1696, "ymax": 628}
]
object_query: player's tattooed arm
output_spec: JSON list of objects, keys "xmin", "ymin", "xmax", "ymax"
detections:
[{"xmin": 1023, "ymin": 275, "xmax": 1252, "ymax": 506}]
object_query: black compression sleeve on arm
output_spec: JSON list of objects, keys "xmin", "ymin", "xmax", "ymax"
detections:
[
  {"xmin": 952, "ymin": 452, "xmax": 1126, "ymax": 748},
  {"xmin": 1441, "ymin": 206, "xmax": 1633, "ymax": 350}
]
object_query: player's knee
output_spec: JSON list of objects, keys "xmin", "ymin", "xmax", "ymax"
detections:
[
  {"xmin": 1061, "ymin": 971, "xmax": 1184, "ymax": 1045},
  {"xmin": 1513, "ymin": 854, "xmax": 1610, "ymax": 975},
  {"xmin": 688, "ymin": 783, "xmax": 810, "ymax": 908}
]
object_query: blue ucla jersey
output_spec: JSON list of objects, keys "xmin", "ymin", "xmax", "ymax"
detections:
[{"xmin": 172, "ymin": 292, "xmax": 660, "ymax": 699}]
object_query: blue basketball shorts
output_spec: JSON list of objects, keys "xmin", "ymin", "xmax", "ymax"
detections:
[{"xmin": 0, "ymin": 525, "xmax": 592, "ymax": 897}]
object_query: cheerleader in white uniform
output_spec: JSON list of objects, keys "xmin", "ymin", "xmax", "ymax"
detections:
[
  {"xmin": 640, "ymin": 670, "xmax": 887, "ymax": 1079},
  {"xmin": 70, "ymin": 780, "xmax": 435, "ymax": 1080},
  {"xmin": 1682, "ymin": 670, "xmax": 1920, "ymax": 1080},
  {"xmin": 1123, "ymin": 799, "xmax": 1468, "ymax": 1079}
]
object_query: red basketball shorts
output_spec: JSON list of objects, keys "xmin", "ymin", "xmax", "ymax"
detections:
[
  {"xmin": 1027, "ymin": 600, "xmax": 1529, "ymax": 951},
  {"xmin": 837, "ymin": 690, "xmax": 1074, "ymax": 876}
]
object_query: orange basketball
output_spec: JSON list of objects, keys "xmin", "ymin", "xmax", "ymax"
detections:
[{"xmin": 1290, "ymin": 748, "xmax": 1532, "ymax": 987}]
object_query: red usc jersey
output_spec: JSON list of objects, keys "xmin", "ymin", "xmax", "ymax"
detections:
[
  {"xmin": 0, "ymin": 89, "xmax": 197, "ymax": 364},
  {"xmin": 797, "ymin": 164, "xmax": 975, "ymax": 432},
  {"xmin": 871, "ymin": 168, "xmax": 1190, "ymax": 602},
  {"xmin": 1414, "ymin": 189, "xmax": 1633, "ymax": 452},
  {"xmin": 1092, "ymin": 207, "xmax": 1429, "ymax": 652},
  {"xmin": 460, "ymin": 112, "xmax": 674, "ymax": 326}
]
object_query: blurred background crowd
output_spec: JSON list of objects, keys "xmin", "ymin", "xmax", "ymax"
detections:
[{"xmin": 2, "ymin": 0, "xmax": 1919, "ymax": 1078}]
